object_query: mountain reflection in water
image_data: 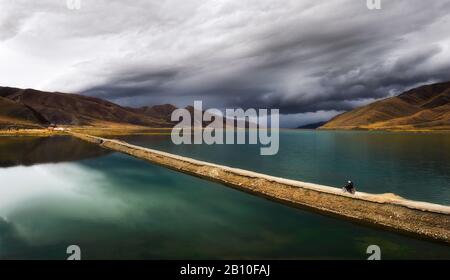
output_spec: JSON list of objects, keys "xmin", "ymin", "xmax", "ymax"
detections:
[{"xmin": 0, "ymin": 136, "xmax": 111, "ymax": 167}]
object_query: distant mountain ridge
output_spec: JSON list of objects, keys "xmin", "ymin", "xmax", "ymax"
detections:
[
  {"xmin": 0, "ymin": 86, "xmax": 252, "ymax": 129},
  {"xmin": 320, "ymin": 81, "xmax": 450, "ymax": 130},
  {"xmin": 131, "ymin": 104, "xmax": 178, "ymax": 122},
  {"xmin": 2, "ymin": 81, "xmax": 449, "ymax": 131},
  {"xmin": 0, "ymin": 86, "xmax": 176, "ymax": 128}
]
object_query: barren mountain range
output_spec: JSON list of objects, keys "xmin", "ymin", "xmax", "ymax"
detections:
[
  {"xmin": 1, "ymin": 81, "xmax": 449, "ymax": 131},
  {"xmin": 320, "ymin": 81, "xmax": 450, "ymax": 131},
  {"xmin": 0, "ymin": 87, "xmax": 174, "ymax": 129}
]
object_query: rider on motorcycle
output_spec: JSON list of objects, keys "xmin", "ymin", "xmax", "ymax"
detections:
[{"xmin": 343, "ymin": 180, "xmax": 356, "ymax": 194}]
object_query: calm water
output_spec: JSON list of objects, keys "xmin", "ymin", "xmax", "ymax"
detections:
[
  {"xmin": 119, "ymin": 130, "xmax": 450, "ymax": 205},
  {"xmin": 0, "ymin": 135, "xmax": 449, "ymax": 259}
]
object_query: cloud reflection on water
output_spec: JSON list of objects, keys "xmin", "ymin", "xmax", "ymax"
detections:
[{"xmin": 0, "ymin": 163, "xmax": 128, "ymax": 247}]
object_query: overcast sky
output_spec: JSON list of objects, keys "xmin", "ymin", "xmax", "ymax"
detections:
[{"xmin": 1, "ymin": 0, "xmax": 450, "ymax": 127}]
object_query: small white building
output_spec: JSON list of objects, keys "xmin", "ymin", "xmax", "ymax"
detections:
[{"xmin": 47, "ymin": 124, "xmax": 66, "ymax": 131}]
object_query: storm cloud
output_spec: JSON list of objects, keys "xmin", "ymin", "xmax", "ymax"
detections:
[{"xmin": 1, "ymin": 0, "xmax": 450, "ymax": 126}]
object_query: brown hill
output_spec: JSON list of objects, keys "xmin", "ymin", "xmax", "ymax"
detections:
[
  {"xmin": 0, "ymin": 86, "xmax": 234, "ymax": 129},
  {"xmin": 132, "ymin": 104, "xmax": 246, "ymax": 128},
  {"xmin": 130, "ymin": 104, "xmax": 178, "ymax": 126},
  {"xmin": 131, "ymin": 104, "xmax": 208, "ymax": 126},
  {"xmin": 320, "ymin": 81, "xmax": 450, "ymax": 130},
  {"xmin": 0, "ymin": 87, "xmax": 173, "ymax": 128},
  {"xmin": 0, "ymin": 96, "xmax": 44, "ymax": 128},
  {"xmin": 132, "ymin": 104, "xmax": 178, "ymax": 120}
]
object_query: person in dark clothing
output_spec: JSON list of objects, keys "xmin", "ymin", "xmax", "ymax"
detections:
[{"xmin": 343, "ymin": 180, "xmax": 356, "ymax": 194}]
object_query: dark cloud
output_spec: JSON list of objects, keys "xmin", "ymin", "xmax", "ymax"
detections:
[
  {"xmin": 78, "ymin": 0, "xmax": 450, "ymax": 114},
  {"xmin": 2, "ymin": 0, "xmax": 450, "ymax": 116}
]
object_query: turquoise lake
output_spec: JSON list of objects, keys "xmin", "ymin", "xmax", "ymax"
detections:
[
  {"xmin": 120, "ymin": 130, "xmax": 450, "ymax": 205},
  {"xmin": 0, "ymin": 133, "xmax": 449, "ymax": 259}
]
